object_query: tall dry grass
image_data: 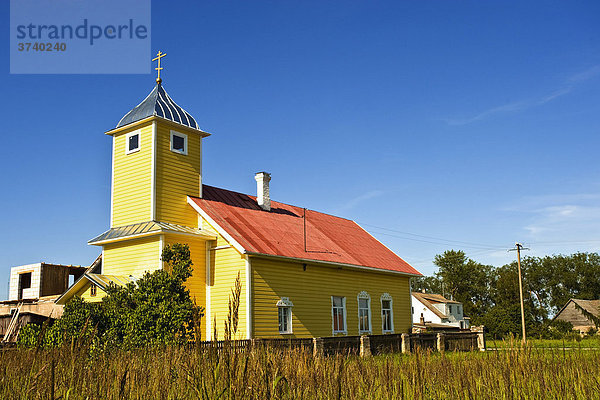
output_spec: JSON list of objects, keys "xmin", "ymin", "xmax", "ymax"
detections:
[{"xmin": 1, "ymin": 343, "xmax": 599, "ymax": 399}]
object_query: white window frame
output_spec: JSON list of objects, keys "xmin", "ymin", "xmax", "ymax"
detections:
[
  {"xmin": 357, "ymin": 291, "xmax": 372, "ymax": 334},
  {"xmin": 331, "ymin": 296, "xmax": 347, "ymax": 335},
  {"xmin": 381, "ymin": 293, "xmax": 394, "ymax": 334},
  {"xmin": 170, "ymin": 130, "xmax": 188, "ymax": 155},
  {"xmin": 126, "ymin": 130, "xmax": 141, "ymax": 154},
  {"xmin": 277, "ymin": 297, "xmax": 293, "ymax": 334}
]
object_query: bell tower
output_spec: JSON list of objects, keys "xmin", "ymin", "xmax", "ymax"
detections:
[
  {"xmin": 88, "ymin": 52, "xmax": 212, "ymax": 277},
  {"xmin": 105, "ymin": 57, "xmax": 210, "ymax": 228},
  {"xmin": 105, "ymin": 80, "xmax": 210, "ymax": 228}
]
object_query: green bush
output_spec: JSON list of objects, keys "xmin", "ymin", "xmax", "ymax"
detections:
[
  {"xmin": 16, "ymin": 323, "xmax": 42, "ymax": 348},
  {"xmin": 18, "ymin": 244, "xmax": 203, "ymax": 350}
]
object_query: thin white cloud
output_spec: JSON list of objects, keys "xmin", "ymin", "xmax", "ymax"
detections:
[
  {"xmin": 445, "ymin": 65, "xmax": 600, "ymax": 126},
  {"xmin": 337, "ymin": 190, "xmax": 384, "ymax": 212},
  {"xmin": 504, "ymin": 192, "xmax": 600, "ymax": 257},
  {"xmin": 567, "ymin": 65, "xmax": 600, "ymax": 83},
  {"xmin": 445, "ymin": 101, "xmax": 529, "ymax": 125},
  {"xmin": 523, "ymin": 204, "xmax": 600, "ymax": 238},
  {"xmin": 504, "ymin": 193, "xmax": 600, "ymax": 212}
]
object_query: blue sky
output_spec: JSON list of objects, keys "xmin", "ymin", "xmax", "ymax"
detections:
[{"xmin": 1, "ymin": 1, "xmax": 600, "ymax": 299}]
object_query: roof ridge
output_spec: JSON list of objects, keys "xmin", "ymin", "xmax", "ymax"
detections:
[{"xmin": 200, "ymin": 184, "xmax": 357, "ymax": 223}]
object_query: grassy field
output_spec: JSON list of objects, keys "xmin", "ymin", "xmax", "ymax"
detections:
[
  {"xmin": 487, "ymin": 337, "xmax": 600, "ymax": 349},
  {"xmin": 1, "ymin": 344, "xmax": 599, "ymax": 400}
]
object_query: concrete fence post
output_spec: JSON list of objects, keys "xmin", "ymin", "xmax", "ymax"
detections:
[
  {"xmin": 437, "ymin": 333, "xmax": 445, "ymax": 352},
  {"xmin": 251, "ymin": 338, "xmax": 263, "ymax": 350},
  {"xmin": 401, "ymin": 333, "xmax": 411, "ymax": 354},
  {"xmin": 313, "ymin": 337, "xmax": 324, "ymax": 357},
  {"xmin": 477, "ymin": 331, "xmax": 486, "ymax": 352},
  {"xmin": 360, "ymin": 335, "xmax": 372, "ymax": 357}
]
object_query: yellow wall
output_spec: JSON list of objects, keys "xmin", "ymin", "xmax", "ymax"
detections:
[
  {"xmin": 251, "ymin": 257, "xmax": 412, "ymax": 338},
  {"xmin": 69, "ymin": 279, "xmax": 106, "ymax": 303},
  {"xmin": 111, "ymin": 124, "xmax": 153, "ymax": 227},
  {"xmin": 206, "ymin": 228, "xmax": 247, "ymax": 341},
  {"xmin": 155, "ymin": 123, "xmax": 202, "ymax": 227},
  {"xmin": 75, "ymin": 282, "xmax": 105, "ymax": 303},
  {"xmin": 102, "ymin": 236, "xmax": 161, "ymax": 276},
  {"xmin": 163, "ymin": 234, "xmax": 207, "ymax": 312}
]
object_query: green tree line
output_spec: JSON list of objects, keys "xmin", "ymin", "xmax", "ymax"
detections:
[{"xmin": 412, "ymin": 250, "xmax": 600, "ymax": 338}]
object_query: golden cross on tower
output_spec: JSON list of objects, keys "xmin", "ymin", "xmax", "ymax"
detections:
[{"xmin": 152, "ymin": 51, "xmax": 167, "ymax": 84}]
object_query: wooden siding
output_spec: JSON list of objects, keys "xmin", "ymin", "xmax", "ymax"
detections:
[
  {"xmin": 112, "ymin": 124, "xmax": 153, "ymax": 226},
  {"xmin": 102, "ymin": 236, "xmax": 161, "ymax": 276},
  {"xmin": 155, "ymin": 123, "xmax": 202, "ymax": 227},
  {"xmin": 75, "ymin": 282, "xmax": 105, "ymax": 303},
  {"xmin": 251, "ymin": 257, "xmax": 412, "ymax": 338},
  {"xmin": 163, "ymin": 234, "xmax": 207, "ymax": 313},
  {"xmin": 555, "ymin": 301, "xmax": 596, "ymax": 332},
  {"xmin": 204, "ymin": 222, "xmax": 247, "ymax": 341}
]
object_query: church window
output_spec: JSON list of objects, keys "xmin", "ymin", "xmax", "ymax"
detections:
[
  {"xmin": 276, "ymin": 297, "xmax": 293, "ymax": 334},
  {"xmin": 357, "ymin": 291, "xmax": 371, "ymax": 334},
  {"xmin": 381, "ymin": 293, "xmax": 394, "ymax": 333},
  {"xmin": 332, "ymin": 296, "xmax": 346, "ymax": 334},
  {"xmin": 126, "ymin": 131, "xmax": 140, "ymax": 154},
  {"xmin": 170, "ymin": 131, "xmax": 188, "ymax": 155}
]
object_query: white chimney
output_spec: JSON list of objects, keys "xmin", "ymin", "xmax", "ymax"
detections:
[{"xmin": 255, "ymin": 172, "xmax": 271, "ymax": 211}]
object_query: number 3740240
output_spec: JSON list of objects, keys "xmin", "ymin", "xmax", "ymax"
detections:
[{"xmin": 17, "ymin": 42, "xmax": 67, "ymax": 52}]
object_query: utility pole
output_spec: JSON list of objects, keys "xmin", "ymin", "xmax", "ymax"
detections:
[{"xmin": 509, "ymin": 242, "xmax": 529, "ymax": 343}]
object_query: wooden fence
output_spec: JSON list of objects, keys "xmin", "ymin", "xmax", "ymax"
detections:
[{"xmin": 192, "ymin": 331, "xmax": 485, "ymax": 357}]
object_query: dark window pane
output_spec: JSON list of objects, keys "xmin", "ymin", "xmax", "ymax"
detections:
[
  {"xmin": 278, "ymin": 307, "xmax": 291, "ymax": 333},
  {"xmin": 173, "ymin": 135, "xmax": 185, "ymax": 152},
  {"xmin": 333, "ymin": 296, "xmax": 343, "ymax": 307},
  {"xmin": 19, "ymin": 272, "xmax": 32, "ymax": 289},
  {"xmin": 128, "ymin": 134, "xmax": 139, "ymax": 151}
]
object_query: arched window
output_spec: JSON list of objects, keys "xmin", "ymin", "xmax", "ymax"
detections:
[
  {"xmin": 276, "ymin": 297, "xmax": 293, "ymax": 334},
  {"xmin": 331, "ymin": 296, "xmax": 347, "ymax": 334},
  {"xmin": 357, "ymin": 291, "xmax": 372, "ymax": 334},
  {"xmin": 380, "ymin": 293, "xmax": 394, "ymax": 333}
]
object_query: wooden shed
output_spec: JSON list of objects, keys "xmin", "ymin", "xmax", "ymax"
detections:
[{"xmin": 553, "ymin": 299, "xmax": 600, "ymax": 334}]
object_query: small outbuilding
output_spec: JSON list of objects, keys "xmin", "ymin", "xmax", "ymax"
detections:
[{"xmin": 553, "ymin": 298, "xmax": 599, "ymax": 335}]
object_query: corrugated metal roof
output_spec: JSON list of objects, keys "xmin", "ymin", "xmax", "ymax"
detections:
[
  {"xmin": 88, "ymin": 221, "xmax": 215, "ymax": 244},
  {"xmin": 116, "ymin": 83, "xmax": 200, "ymax": 130},
  {"xmin": 86, "ymin": 274, "xmax": 133, "ymax": 290},
  {"xmin": 188, "ymin": 185, "xmax": 422, "ymax": 276},
  {"xmin": 55, "ymin": 271, "xmax": 133, "ymax": 305}
]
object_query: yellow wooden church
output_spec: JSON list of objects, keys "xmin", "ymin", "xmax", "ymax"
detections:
[{"xmin": 58, "ymin": 54, "xmax": 422, "ymax": 340}]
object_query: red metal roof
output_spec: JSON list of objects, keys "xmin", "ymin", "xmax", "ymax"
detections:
[{"xmin": 188, "ymin": 185, "xmax": 421, "ymax": 276}]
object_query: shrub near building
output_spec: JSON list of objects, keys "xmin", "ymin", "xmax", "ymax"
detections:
[{"xmin": 18, "ymin": 244, "xmax": 203, "ymax": 349}]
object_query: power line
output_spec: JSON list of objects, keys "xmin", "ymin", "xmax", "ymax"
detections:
[
  {"xmin": 407, "ymin": 248, "xmax": 502, "ymax": 266},
  {"xmin": 363, "ymin": 229, "xmax": 508, "ymax": 250},
  {"xmin": 357, "ymin": 222, "xmax": 508, "ymax": 249}
]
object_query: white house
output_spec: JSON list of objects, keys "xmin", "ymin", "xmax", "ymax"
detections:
[{"xmin": 411, "ymin": 291, "xmax": 470, "ymax": 329}]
